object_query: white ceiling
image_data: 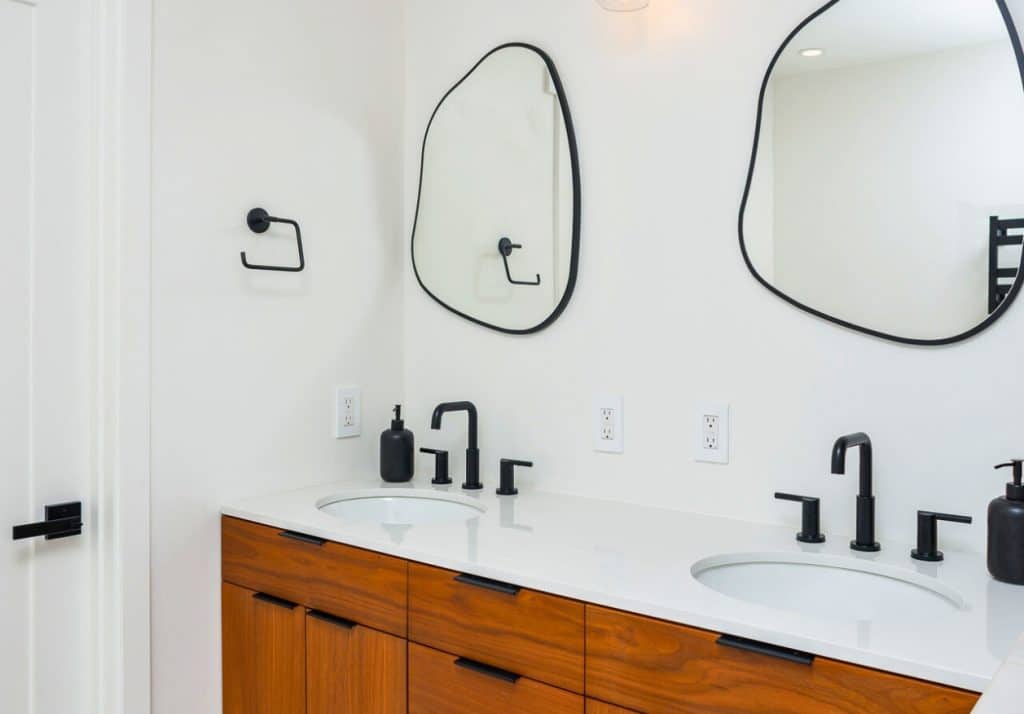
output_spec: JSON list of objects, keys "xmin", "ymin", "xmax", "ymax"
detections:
[{"xmin": 774, "ymin": 0, "xmax": 1010, "ymax": 77}]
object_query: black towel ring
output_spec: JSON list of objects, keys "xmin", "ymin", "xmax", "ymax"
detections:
[
  {"xmin": 498, "ymin": 237, "xmax": 541, "ymax": 286},
  {"xmin": 241, "ymin": 207, "xmax": 305, "ymax": 272}
]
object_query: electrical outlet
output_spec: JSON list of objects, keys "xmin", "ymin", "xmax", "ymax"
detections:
[
  {"xmin": 703, "ymin": 414, "xmax": 720, "ymax": 450},
  {"xmin": 594, "ymin": 396, "xmax": 624, "ymax": 453},
  {"xmin": 335, "ymin": 386, "xmax": 361, "ymax": 439},
  {"xmin": 696, "ymin": 403, "xmax": 729, "ymax": 464}
]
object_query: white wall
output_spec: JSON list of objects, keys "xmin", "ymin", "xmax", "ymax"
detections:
[
  {"xmin": 768, "ymin": 41, "xmax": 1024, "ymax": 339},
  {"xmin": 150, "ymin": 1, "xmax": 404, "ymax": 712},
  {"xmin": 403, "ymin": 0, "xmax": 1024, "ymax": 556}
]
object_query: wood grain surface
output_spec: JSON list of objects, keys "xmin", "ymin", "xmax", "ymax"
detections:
[
  {"xmin": 222, "ymin": 515, "xmax": 407, "ymax": 636},
  {"xmin": 586, "ymin": 605, "xmax": 979, "ymax": 714}
]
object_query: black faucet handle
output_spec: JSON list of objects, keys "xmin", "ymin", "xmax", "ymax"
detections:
[
  {"xmin": 774, "ymin": 492, "xmax": 826, "ymax": 543},
  {"xmin": 911, "ymin": 511, "xmax": 972, "ymax": 562},
  {"xmin": 497, "ymin": 459, "xmax": 533, "ymax": 496},
  {"xmin": 420, "ymin": 448, "xmax": 452, "ymax": 485}
]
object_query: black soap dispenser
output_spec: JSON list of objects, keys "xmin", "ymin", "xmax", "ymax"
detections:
[
  {"xmin": 380, "ymin": 405, "xmax": 414, "ymax": 483},
  {"xmin": 989, "ymin": 460, "xmax": 1024, "ymax": 584}
]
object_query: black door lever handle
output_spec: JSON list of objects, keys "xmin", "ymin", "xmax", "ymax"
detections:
[{"xmin": 12, "ymin": 502, "xmax": 83, "ymax": 541}]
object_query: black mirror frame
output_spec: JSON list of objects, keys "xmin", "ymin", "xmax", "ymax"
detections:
[
  {"xmin": 410, "ymin": 42, "xmax": 582, "ymax": 335},
  {"xmin": 737, "ymin": 0, "xmax": 1024, "ymax": 346}
]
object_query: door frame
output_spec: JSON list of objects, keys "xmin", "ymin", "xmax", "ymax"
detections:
[{"xmin": 92, "ymin": 0, "xmax": 152, "ymax": 711}]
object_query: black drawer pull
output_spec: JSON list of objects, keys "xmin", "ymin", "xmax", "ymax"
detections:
[
  {"xmin": 454, "ymin": 573, "xmax": 521, "ymax": 596},
  {"xmin": 252, "ymin": 592, "xmax": 298, "ymax": 610},
  {"xmin": 278, "ymin": 530, "xmax": 326, "ymax": 546},
  {"xmin": 716, "ymin": 634, "xmax": 815, "ymax": 666},
  {"xmin": 454, "ymin": 657, "xmax": 521, "ymax": 684},
  {"xmin": 308, "ymin": 609, "xmax": 357, "ymax": 630}
]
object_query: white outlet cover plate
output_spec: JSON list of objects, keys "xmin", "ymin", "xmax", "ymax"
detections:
[
  {"xmin": 335, "ymin": 386, "xmax": 361, "ymax": 439},
  {"xmin": 696, "ymin": 402, "xmax": 729, "ymax": 464},
  {"xmin": 594, "ymin": 395, "xmax": 624, "ymax": 454}
]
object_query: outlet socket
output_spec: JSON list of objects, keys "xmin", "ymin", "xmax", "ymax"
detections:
[
  {"xmin": 696, "ymin": 402, "xmax": 729, "ymax": 464},
  {"xmin": 335, "ymin": 386, "xmax": 361, "ymax": 439},
  {"xmin": 594, "ymin": 396, "xmax": 624, "ymax": 453}
]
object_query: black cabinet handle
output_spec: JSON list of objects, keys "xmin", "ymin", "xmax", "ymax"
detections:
[
  {"xmin": 454, "ymin": 657, "xmax": 521, "ymax": 683},
  {"xmin": 278, "ymin": 530, "xmax": 326, "ymax": 547},
  {"xmin": 454, "ymin": 572, "xmax": 521, "ymax": 596},
  {"xmin": 308, "ymin": 610, "xmax": 357, "ymax": 630},
  {"xmin": 716, "ymin": 635, "xmax": 815, "ymax": 666},
  {"xmin": 252, "ymin": 592, "xmax": 298, "ymax": 610}
]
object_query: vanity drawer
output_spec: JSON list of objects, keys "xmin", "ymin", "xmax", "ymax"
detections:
[
  {"xmin": 408, "ymin": 562, "xmax": 585, "ymax": 692},
  {"xmin": 586, "ymin": 700, "xmax": 637, "ymax": 714},
  {"xmin": 221, "ymin": 516, "xmax": 407, "ymax": 637},
  {"xmin": 409, "ymin": 642, "xmax": 583, "ymax": 714},
  {"xmin": 586, "ymin": 605, "xmax": 978, "ymax": 714}
]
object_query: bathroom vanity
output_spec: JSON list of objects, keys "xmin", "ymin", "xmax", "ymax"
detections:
[{"xmin": 221, "ymin": 482, "xmax": 1024, "ymax": 713}]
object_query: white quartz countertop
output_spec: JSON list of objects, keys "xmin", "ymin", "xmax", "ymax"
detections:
[
  {"xmin": 222, "ymin": 478, "xmax": 1024, "ymax": 694},
  {"xmin": 974, "ymin": 633, "xmax": 1024, "ymax": 712}
]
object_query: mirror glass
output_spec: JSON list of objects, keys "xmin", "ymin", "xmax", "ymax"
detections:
[
  {"xmin": 741, "ymin": 0, "xmax": 1024, "ymax": 344},
  {"xmin": 412, "ymin": 44, "xmax": 580, "ymax": 334}
]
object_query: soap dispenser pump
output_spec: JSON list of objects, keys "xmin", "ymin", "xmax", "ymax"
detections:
[
  {"xmin": 380, "ymin": 405, "xmax": 414, "ymax": 483},
  {"xmin": 988, "ymin": 460, "xmax": 1024, "ymax": 584}
]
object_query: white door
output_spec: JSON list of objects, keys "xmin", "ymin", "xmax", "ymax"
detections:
[{"xmin": 2, "ymin": 1, "xmax": 99, "ymax": 712}]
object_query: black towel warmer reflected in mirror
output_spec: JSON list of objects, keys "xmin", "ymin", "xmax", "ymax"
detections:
[
  {"xmin": 241, "ymin": 207, "xmax": 305, "ymax": 272},
  {"xmin": 989, "ymin": 216, "xmax": 1024, "ymax": 313},
  {"xmin": 497, "ymin": 237, "xmax": 541, "ymax": 286}
]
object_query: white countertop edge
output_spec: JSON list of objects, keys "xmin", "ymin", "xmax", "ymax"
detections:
[
  {"xmin": 972, "ymin": 634, "xmax": 1024, "ymax": 712},
  {"xmin": 221, "ymin": 503, "xmax": 991, "ymax": 693}
]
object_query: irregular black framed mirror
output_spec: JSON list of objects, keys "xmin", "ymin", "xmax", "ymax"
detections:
[
  {"xmin": 411, "ymin": 43, "xmax": 581, "ymax": 335},
  {"xmin": 739, "ymin": 0, "xmax": 1024, "ymax": 345}
]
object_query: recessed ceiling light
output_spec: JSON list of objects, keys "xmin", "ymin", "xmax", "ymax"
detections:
[
  {"xmin": 596, "ymin": 0, "xmax": 650, "ymax": 11},
  {"xmin": 800, "ymin": 48, "xmax": 825, "ymax": 58}
]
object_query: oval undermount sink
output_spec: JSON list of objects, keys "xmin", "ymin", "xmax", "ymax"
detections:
[
  {"xmin": 691, "ymin": 552, "xmax": 965, "ymax": 623},
  {"xmin": 317, "ymin": 490, "xmax": 485, "ymax": 526}
]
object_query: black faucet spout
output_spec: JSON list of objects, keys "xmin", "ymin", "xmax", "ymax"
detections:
[
  {"xmin": 831, "ymin": 432, "xmax": 872, "ymax": 497},
  {"xmin": 430, "ymin": 401, "xmax": 481, "ymax": 490},
  {"xmin": 831, "ymin": 432, "xmax": 880, "ymax": 552}
]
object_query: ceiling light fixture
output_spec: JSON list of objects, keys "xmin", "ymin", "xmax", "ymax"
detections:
[
  {"xmin": 800, "ymin": 48, "xmax": 825, "ymax": 58},
  {"xmin": 596, "ymin": 0, "xmax": 650, "ymax": 11}
]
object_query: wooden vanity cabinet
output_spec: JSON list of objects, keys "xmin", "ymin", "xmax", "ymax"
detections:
[
  {"xmin": 306, "ymin": 610, "xmax": 406, "ymax": 714},
  {"xmin": 408, "ymin": 642, "xmax": 583, "ymax": 714},
  {"xmin": 408, "ymin": 562, "xmax": 585, "ymax": 692},
  {"xmin": 221, "ymin": 581, "xmax": 408, "ymax": 714},
  {"xmin": 221, "ymin": 515, "xmax": 982, "ymax": 714},
  {"xmin": 222, "ymin": 582, "xmax": 306, "ymax": 714},
  {"xmin": 586, "ymin": 605, "xmax": 979, "ymax": 714},
  {"xmin": 586, "ymin": 699, "xmax": 638, "ymax": 713},
  {"xmin": 221, "ymin": 515, "xmax": 407, "ymax": 637},
  {"xmin": 221, "ymin": 517, "xmax": 409, "ymax": 714}
]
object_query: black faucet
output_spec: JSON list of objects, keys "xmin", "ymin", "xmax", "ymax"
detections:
[
  {"xmin": 831, "ymin": 432, "xmax": 880, "ymax": 552},
  {"xmin": 430, "ymin": 401, "xmax": 481, "ymax": 490},
  {"xmin": 774, "ymin": 492, "xmax": 826, "ymax": 543},
  {"xmin": 911, "ymin": 511, "xmax": 972, "ymax": 562}
]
